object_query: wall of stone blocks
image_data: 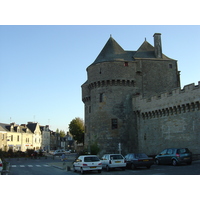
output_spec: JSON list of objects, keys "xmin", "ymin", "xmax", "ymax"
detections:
[{"xmin": 136, "ymin": 110, "xmax": 200, "ymax": 155}]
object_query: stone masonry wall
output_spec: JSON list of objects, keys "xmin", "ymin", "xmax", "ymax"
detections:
[{"xmin": 133, "ymin": 82, "xmax": 200, "ymax": 155}]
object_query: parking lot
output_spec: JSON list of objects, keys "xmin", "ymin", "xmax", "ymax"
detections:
[{"xmin": 70, "ymin": 159, "xmax": 200, "ymax": 175}]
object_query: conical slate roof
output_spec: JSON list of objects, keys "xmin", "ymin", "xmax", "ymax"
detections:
[
  {"xmin": 92, "ymin": 36, "xmax": 173, "ymax": 65},
  {"xmin": 92, "ymin": 36, "xmax": 128, "ymax": 64}
]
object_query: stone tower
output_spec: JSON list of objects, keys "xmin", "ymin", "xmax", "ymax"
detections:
[{"xmin": 82, "ymin": 33, "xmax": 180, "ymax": 155}]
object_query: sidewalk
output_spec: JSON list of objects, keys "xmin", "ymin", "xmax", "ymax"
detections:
[{"xmin": 48, "ymin": 161, "xmax": 73, "ymax": 171}]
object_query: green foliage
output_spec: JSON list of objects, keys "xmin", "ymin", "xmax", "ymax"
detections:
[
  {"xmin": 59, "ymin": 130, "xmax": 65, "ymax": 138},
  {"xmin": 56, "ymin": 128, "xmax": 66, "ymax": 138},
  {"xmin": 69, "ymin": 117, "xmax": 84, "ymax": 144},
  {"xmin": 90, "ymin": 141, "xmax": 100, "ymax": 155}
]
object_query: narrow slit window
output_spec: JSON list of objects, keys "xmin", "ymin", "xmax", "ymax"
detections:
[
  {"xmin": 111, "ymin": 119, "xmax": 118, "ymax": 129},
  {"xmin": 100, "ymin": 93, "xmax": 103, "ymax": 102}
]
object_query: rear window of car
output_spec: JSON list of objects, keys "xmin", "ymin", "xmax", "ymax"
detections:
[
  {"xmin": 84, "ymin": 157, "xmax": 100, "ymax": 162},
  {"xmin": 135, "ymin": 153, "xmax": 148, "ymax": 158},
  {"xmin": 110, "ymin": 155, "xmax": 123, "ymax": 160},
  {"xmin": 177, "ymin": 148, "xmax": 190, "ymax": 154}
]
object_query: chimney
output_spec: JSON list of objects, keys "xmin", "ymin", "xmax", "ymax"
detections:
[{"xmin": 153, "ymin": 33, "xmax": 162, "ymax": 58}]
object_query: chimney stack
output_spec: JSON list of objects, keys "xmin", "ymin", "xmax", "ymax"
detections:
[{"xmin": 153, "ymin": 33, "xmax": 162, "ymax": 58}]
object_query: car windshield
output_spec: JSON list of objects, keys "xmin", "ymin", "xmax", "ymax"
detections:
[
  {"xmin": 110, "ymin": 155, "xmax": 123, "ymax": 160},
  {"xmin": 135, "ymin": 153, "xmax": 148, "ymax": 158},
  {"xmin": 84, "ymin": 157, "xmax": 100, "ymax": 162}
]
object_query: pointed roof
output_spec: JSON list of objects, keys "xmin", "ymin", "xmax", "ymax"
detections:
[
  {"xmin": 91, "ymin": 36, "xmax": 173, "ymax": 65},
  {"xmin": 92, "ymin": 36, "xmax": 127, "ymax": 64},
  {"xmin": 133, "ymin": 41, "xmax": 155, "ymax": 58},
  {"xmin": 26, "ymin": 122, "xmax": 38, "ymax": 133},
  {"xmin": 137, "ymin": 40, "xmax": 155, "ymax": 52},
  {"xmin": 133, "ymin": 40, "xmax": 172, "ymax": 59}
]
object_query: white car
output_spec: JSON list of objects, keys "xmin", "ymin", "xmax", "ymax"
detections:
[
  {"xmin": 73, "ymin": 155, "xmax": 102, "ymax": 174},
  {"xmin": 0, "ymin": 158, "xmax": 3, "ymax": 174},
  {"xmin": 101, "ymin": 154, "xmax": 126, "ymax": 171},
  {"xmin": 52, "ymin": 149, "xmax": 66, "ymax": 156}
]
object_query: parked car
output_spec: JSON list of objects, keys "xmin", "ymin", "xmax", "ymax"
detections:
[
  {"xmin": 52, "ymin": 149, "xmax": 67, "ymax": 156},
  {"xmin": 125, "ymin": 153, "xmax": 154, "ymax": 169},
  {"xmin": 101, "ymin": 154, "xmax": 126, "ymax": 171},
  {"xmin": 0, "ymin": 158, "xmax": 3, "ymax": 174},
  {"xmin": 73, "ymin": 155, "xmax": 102, "ymax": 174},
  {"xmin": 65, "ymin": 150, "xmax": 71, "ymax": 154},
  {"xmin": 155, "ymin": 148, "xmax": 192, "ymax": 166},
  {"xmin": 49, "ymin": 150, "xmax": 55, "ymax": 155}
]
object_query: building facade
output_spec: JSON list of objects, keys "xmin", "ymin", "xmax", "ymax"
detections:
[
  {"xmin": 0, "ymin": 122, "xmax": 48, "ymax": 152},
  {"xmin": 82, "ymin": 33, "xmax": 200, "ymax": 155},
  {"xmin": 40, "ymin": 125, "xmax": 50, "ymax": 152}
]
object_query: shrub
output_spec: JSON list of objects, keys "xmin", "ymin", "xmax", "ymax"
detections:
[{"xmin": 90, "ymin": 142, "xmax": 100, "ymax": 155}]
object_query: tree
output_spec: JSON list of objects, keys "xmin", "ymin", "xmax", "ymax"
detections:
[
  {"xmin": 56, "ymin": 128, "xmax": 65, "ymax": 138},
  {"xmin": 68, "ymin": 117, "xmax": 84, "ymax": 144},
  {"xmin": 60, "ymin": 130, "xmax": 65, "ymax": 138}
]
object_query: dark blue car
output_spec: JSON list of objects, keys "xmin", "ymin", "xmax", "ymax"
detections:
[{"xmin": 155, "ymin": 148, "xmax": 192, "ymax": 166}]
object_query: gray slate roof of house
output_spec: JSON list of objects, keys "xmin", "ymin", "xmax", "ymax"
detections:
[{"xmin": 91, "ymin": 36, "xmax": 172, "ymax": 65}]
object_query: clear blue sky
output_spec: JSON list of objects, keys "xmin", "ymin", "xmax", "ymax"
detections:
[{"xmin": 0, "ymin": 25, "xmax": 200, "ymax": 131}]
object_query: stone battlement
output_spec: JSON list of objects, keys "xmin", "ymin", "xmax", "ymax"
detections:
[{"xmin": 133, "ymin": 82, "xmax": 200, "ymax": 118}]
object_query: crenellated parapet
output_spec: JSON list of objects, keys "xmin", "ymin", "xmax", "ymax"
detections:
[
  {"xmin": 88, "ymin": 79, "xmax": 135, "ymax": 90},
  {"xmin": 133, "ymin": 82, "xmax": 200, "ymax": 119}
]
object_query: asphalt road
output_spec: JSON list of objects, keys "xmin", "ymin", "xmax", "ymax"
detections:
[{"xmin": 6, "ymin": 156, "xmax": 200, "ymax": 175}]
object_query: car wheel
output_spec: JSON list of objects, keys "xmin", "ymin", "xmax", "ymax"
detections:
[
  {"xmin": 106, "ymin": 165, "xmax": 110, "ymax": 172},
  {"xmin": 80, "ymin": 168, "xmax": 84, "ymax": 174},
  {"xmin": 131, "ymin": 164, "xmax": 136, "ymax": 170},
  {"xmin": 73, "ymin": 165, "xmax": 76, "ymax": 172},
  {"xmin": 172, "ymin": 159, "xmax": 177, "ymax": 166},
  {"xmin": 155, "ymin": 159, "xmax": 160, "ymax": 165}
]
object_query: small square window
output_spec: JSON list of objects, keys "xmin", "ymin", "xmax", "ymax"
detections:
[
  {"xmin": 124, "ymin": 62, "xmax": 128, "ymax": 66},
  {"xmin": 169, "ymin": 64, "xmax": 173, "ymax": 68}
]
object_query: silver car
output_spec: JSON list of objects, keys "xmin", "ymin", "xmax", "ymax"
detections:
[{"xmin": 101, "ymin": 154, "xmax": 126, "ymax": 171}]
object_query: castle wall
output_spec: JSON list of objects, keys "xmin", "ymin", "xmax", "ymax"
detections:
[
  {"xmin": 133, "ymin": 82, "xmax": 200, "ymax": 155},
  {"xmin": 139, "ymin": 59, "xmax": 179, "ymax": 97}
]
